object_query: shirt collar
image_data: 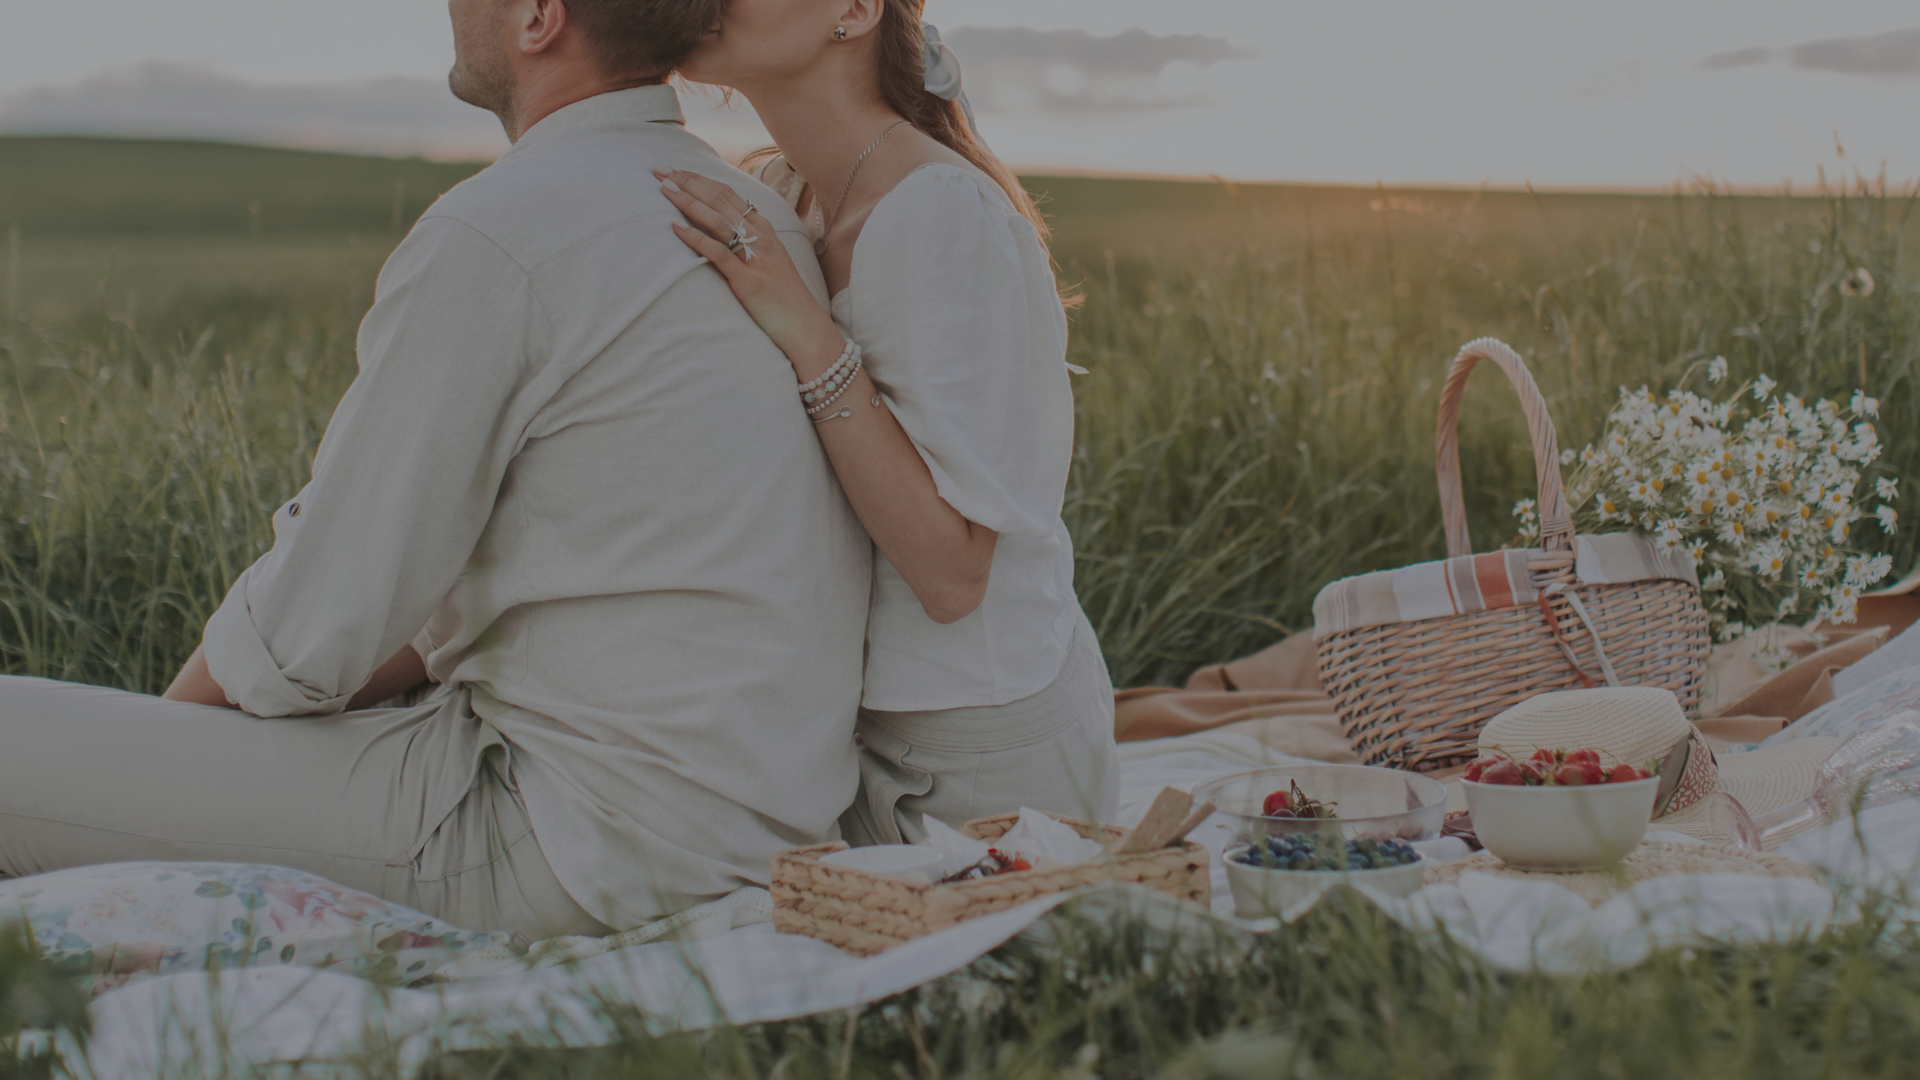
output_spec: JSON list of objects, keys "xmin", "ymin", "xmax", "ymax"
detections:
[{"xmin": 505, "ymin": 84, "xmax": 686, "ymax": 157}]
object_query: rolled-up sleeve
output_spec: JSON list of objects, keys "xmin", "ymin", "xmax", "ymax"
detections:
[{"xmin": 203, "ymin": 216, "xmax": 547, "ymax": 717}]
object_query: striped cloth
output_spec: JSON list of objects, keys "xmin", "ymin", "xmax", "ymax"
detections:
[{"xmin": 1312, "ymin": 533, "xmax": 1698, "ymax": 638}]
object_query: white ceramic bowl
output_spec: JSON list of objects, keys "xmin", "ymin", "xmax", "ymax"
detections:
[
  {"xmin": 1462, "ymin": 777, "xmax": 1659, "ymax": 871},
  {"xmin": 1223, "ymin": 843, "xmax": 1427, "ymax": 918},
  {"xmin": 819, "ymin": 845, "xmax": 945, "ymax": 883}
]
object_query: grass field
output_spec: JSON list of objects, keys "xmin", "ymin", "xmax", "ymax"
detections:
[
  {"xmin": 3, "ymin": 136, "xmax": 1920, "ymax": 1077},
  {"xmin": 4, "ymin": 136, "xmax": 1912, "ymax": 690}
]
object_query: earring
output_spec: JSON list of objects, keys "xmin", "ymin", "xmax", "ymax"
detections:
[{"xmin": 833, "ymin": 26, "xmax": 848, "ymax": 41}]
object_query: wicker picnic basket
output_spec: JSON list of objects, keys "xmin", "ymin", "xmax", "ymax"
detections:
[
  {"xmin": 770, "ymin": 813, "xmax": 1211, "ymax": 956},
  {"xmin": 1313, "ymin": 338, "xmax": 1711, "ymax": 773}
]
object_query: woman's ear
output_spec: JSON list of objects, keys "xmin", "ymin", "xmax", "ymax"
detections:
[{"xmin": 833, "ymin": 0, "xmax": 886, "ymax": 42}]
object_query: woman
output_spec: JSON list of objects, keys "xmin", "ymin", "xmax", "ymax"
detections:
[{"xmin": 658, "ymin": 0, "xmax": 1120, "ymax": 844}]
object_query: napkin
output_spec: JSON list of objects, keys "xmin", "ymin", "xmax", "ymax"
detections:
[
  {"xmin": 991, "ymin": 807, "xmax": 1106, "ymax": 869},
  {"xmin": 922, "ymin": 816, "xmax": 993, "ymax": 879}
]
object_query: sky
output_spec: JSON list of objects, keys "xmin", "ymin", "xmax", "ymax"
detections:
[{"xmin": 3, "ymin": 1, "xmax": 1919, "ymax": 188}]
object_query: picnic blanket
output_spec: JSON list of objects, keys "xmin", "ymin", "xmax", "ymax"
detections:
[
  {"xmin": 49, "ymin": 726, "xmax": 1920, "ymax": 1080},
  {"xmin": 38, "ymin": 587, "xmax": 1920, "ymax": 1077}
]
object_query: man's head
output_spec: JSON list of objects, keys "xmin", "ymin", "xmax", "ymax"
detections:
[{"xmin": 448, "ymin": 0, "xmax": 725, "ymax": 139}]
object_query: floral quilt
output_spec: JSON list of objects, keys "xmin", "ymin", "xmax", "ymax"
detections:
[{"xmin": 0, "ymin": 862, "xmax": 515, "ymax": 996}]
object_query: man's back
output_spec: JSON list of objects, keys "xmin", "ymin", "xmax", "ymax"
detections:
[{"xmin": 205, "ymin": 86, "xmax": 872, "ymax": 925}]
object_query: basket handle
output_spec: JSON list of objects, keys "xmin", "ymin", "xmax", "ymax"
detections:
[{"xmin": 1435, "ymin": 337, "xmax": 1574, "ymax": 559}]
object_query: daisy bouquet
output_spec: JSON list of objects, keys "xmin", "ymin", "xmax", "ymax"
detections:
[{"xmin": 1514, "ymin": 357, "xmax": 1897, "ymax": 641}]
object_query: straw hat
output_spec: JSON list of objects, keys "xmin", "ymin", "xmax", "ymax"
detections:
[
  {"xmin": 1426, "ymin": 839, "xmax": 1816, "ymax": 904},
  {"xmin": 1474, "ymin": 687, "xmax": 1840, "ymax": 844}
]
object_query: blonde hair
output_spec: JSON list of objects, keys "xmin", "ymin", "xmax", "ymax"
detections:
[{"xmin": 870, "ymin": 3, "xmax": 1052, "ymax": 250}]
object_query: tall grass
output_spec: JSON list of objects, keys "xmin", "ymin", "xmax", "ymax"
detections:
[
  {"xmin": 433, "ymin": 891, "xmax": 1920, "ymax": 1079},
  {"xmin": 1067, "ymin": 178, "xmax": 1916, "ymax": 684},
  {"xmin": 2, "ymin": 178, "xmax": 1914, "ymax": 691},
  {"xmin": 9, "ymin": 889, "xmax": 1920, "ymax": 1078},
  {"xmin": 0, "ymin": 297, "xmax": 352, "ymax": 689}
]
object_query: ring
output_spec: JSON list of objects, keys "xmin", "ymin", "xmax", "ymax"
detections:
[{"xmin": 728, "ymin": 219, "xmax": 760, "ymax": 260}]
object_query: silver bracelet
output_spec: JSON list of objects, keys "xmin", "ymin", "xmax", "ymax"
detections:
[{"xmin": 813, "ymin": 393, "xmax": 882, "ymax": 427}]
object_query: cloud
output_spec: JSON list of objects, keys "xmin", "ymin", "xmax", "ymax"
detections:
[
  {"xmin": 1698, "ymin": 47, "xmax": 1772, "ymax": 71},
  {"xmin": 943, "ymin": 26, "xmax": 1256, "ymax": 115},
  {"xmin": 0, "ymin": 62, "xmax": 508, "ymax": 158},
  {"xmin": 1701, "ymin": 27, "xmax": 1920, "ymax": 79}
]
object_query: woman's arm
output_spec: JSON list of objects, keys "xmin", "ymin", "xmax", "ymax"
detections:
[{"xmin": 659, "ymin": 168, "xmax": 995, "ymax": 624}]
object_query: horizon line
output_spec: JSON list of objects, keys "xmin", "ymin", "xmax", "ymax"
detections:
[{"xmin": 2, "ymin": 131, "xmax": 1911, "ymax": 200}]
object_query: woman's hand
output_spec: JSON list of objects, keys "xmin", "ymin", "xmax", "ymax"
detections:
[
  {"xmin": 656, "ymin": 168, "xmax": 998, "ymax": 625},
  {"xmin": 656, "ymin": 166, "xmax": 845, "ymax": 379}
]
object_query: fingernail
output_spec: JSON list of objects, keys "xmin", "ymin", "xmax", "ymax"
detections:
[
  {"xmin": 652, "ymin": 165, "xmax": 672, "ymax": 178},
  {"xmin": 660, "ymin": 178, "xmax": 681, "ymax": 193}
]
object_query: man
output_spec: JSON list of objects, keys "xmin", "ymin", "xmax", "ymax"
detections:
[{"xmin": 0, "ymin": 0, "xmax": 872, "ymax": 941}]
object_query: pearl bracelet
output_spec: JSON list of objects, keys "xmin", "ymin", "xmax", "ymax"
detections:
[
  {"xmin": 800, "ymin": 358, "xmax": 857, "ymax": 407},
  {"xmin": 805, "ymin": 357, "xmax": 864, "ymax": 415},
  {"xmin": 798, "ymin": 340, "xmax": 861, "ymax": 403},
  {"xmin": 798, "ymin": 340, "xmax": 857, "ymax": 391}
]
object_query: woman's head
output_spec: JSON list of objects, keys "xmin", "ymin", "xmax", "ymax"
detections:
[{"xmin": 682, "ymin": 0, "xmax": 1051, "ymax": 248}]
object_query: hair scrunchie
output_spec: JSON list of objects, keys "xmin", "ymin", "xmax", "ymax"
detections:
[{"xmin": 921, "ymin": 24, "xmax": 979, "ymax": 131}]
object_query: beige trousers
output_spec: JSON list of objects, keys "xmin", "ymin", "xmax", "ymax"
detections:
[
  {"xmin": 841, "ymin": 610, "xmax": 1122, "ymax": 846},
  {"xmin": 0, "ymin": 676, "xmax": 607, "ymax": 943}
]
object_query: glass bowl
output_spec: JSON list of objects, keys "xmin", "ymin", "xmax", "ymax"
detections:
[{"xmin": 1192, "ymin": 764, "xmax": 1448, "ymax": 844}]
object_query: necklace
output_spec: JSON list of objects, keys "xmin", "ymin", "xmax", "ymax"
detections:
[{"xmin": 812, "ymin": 119, "xmax": 910, "ymax": 256}]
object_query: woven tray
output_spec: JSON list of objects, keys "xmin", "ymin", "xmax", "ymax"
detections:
[
  {"xmin": 771, "ymin": 813, "xmax": 1211, "ymax": 956},
  {"xmin": 1423, "ymin": 839, "xmax": 1816, "ymax": 906}
]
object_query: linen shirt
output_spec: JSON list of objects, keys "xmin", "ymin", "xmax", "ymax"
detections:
[
  {"xmin": 828, "ymin": 165, "xmax": 1081, "ymax": 711},
  {"xmin": 202, "ymin": 86, "xmax": 872, "ymax": 929}
]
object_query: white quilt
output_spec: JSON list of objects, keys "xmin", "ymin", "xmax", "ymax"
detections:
[{"xmin": 51, "ymin": 731, "xmax": 1920, "ymax": 1080}]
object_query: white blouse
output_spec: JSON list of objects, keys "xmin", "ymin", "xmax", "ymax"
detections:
[{"xmin": 766, "ymin": 161, "xmax": 1082, "ymax": 712}]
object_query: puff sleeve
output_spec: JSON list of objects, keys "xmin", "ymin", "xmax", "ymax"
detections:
[{"xmin": 844, "ymin": 167, "xmax": 1074, "ymax": 541}]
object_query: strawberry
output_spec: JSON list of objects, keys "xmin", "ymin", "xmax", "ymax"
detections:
[
  {"xmin": 1518, "ymin": 761, "xmax": 1549, "ymax": 786},
  {"xmin": 1565, "ymin": 749, "xmax": 1602, "ymax": 768},
  {"xmin": 1606, "ymin": 764, "xmax": 1645, "ymax": 784},
  {"xmin": 1480, "ymin": 760, "xmax": 1526, "ymax": 785},
  {"xmin": 1464, "ymin": 759, "xmax": 1487, "ymax": 782},
  {"xmin": 1555, "ymin": 762, "xmax": 1604, "ymax": 786}
]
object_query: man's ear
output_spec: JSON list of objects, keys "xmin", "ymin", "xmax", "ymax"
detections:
[
  {"xmin": 833, "ymin": 0, "xmax": 885, "ymax": 42},
  {"xmin": 517, "ymin": 0, "xmax": 570, "ymax": 56}
]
